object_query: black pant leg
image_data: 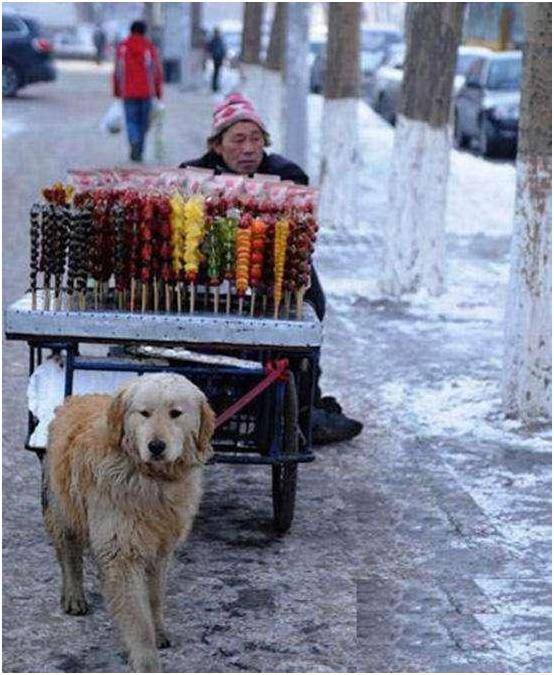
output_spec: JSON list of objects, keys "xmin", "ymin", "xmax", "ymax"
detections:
[
  {"xmin": 304, "ymin": 267, "xmax": 325, "ymax": 402},
  {"xmin": 305, "ymin": 267, "xmax": 325, "ymax": 321}
]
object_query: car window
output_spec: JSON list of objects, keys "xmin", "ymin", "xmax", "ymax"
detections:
[
  {"xmin": 465, "ymin": 59, "xmax": 484, "ymax": 86},
  {"xmin": 486, "ymin": 58, "xmax": 522, "ymax": 90},
  {"xmin": 19, "ymin": 17, "xmax": 41, "ymax": 37},
  {"xmin": 456, "ymin": 53, "xmax": 482, "ymax": 76},
  {"xmin": 3, "ymin": 15, "xmax": 27, "ymax": 34}
]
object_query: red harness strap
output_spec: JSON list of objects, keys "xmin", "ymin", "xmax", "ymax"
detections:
[{"xmin": 214, "ymin": 359, "xmax": 289, "ymax": 429}]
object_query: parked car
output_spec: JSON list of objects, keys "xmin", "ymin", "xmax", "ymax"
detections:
[
  {"xmin": 370, "ymin": 45, "xmax": 492, "ymax": 126},
  {"xmin": 309, "ymin": 24, "xmax": 402, "ymax": 94},
  {"xmin": 52, "ymin": 25, "xmax": 97, "ymax": 60},
  {"xmin": 3, "ymin": 13, "xmax": 56, "ymax": 97},
  {"xmin": 454, "ymin": 51, "xmax": 521, "ymax": 156}
]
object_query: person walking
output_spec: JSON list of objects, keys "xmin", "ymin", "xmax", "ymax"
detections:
[
  {"xmin": 207, "ymin": 27, "xmax": 226, "ymax": 92},
  {"xmin": 113, "ymin": 20, "xmax": 163, "ymax": 162},
  {"xmin": 93, "ymin": 25, "xmax": 106, "ymax": 65},
  {"xmin": 180, "ymin": 94, "xmax": 363, "ymax": 446}
]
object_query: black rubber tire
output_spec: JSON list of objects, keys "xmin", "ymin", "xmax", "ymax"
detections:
[
  {"xmin": 3, "ymin": 63, "xmax": 20, "ymax": 98},
  {"xmin": 477, "ymin": 117, "xmax": 494, "ymax": 158},
  {"xmin": 271, "ymin": 372, "xmax": 299, "ymax": 534},
  {"xmin": 454, "ymin": 112, "xmax": 469, "ymax": 149}
]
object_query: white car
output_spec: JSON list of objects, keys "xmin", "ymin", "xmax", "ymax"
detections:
[{"xmin": 370, "ymin": 44, "xmax": 492, "ymax": 125}]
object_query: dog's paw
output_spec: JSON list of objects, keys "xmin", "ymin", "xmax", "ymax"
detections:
[
  {"xmin": 156, "ymin": 630, "xmax": 171, "ymax": 649},
  {"xmin": 61, "ymin": 591, "xmax": 89, "ymax": 615}
]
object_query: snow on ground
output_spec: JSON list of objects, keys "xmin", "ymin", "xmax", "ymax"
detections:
[{"xmin": 308, "ymin": 95, "xmax": 550, "ymax": 459}]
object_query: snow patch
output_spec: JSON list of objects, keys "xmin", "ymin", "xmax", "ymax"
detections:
[{"xmin": 379, "ymin": 376, "xmax": 551, "ymax": 452}]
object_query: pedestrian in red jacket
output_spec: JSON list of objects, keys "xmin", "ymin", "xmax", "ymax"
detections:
[{"xmin": 113, "ymin": 20, "xmax": 163, "ymax": 162}]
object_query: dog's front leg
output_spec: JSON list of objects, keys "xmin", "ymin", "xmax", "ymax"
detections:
[
  {"xmin": 100, "ymin": 560, "xmax": 161, "ymax": 673},
  {"xmin": 147, "ymin": 556, "xmax": 171, "ymax": 649}
]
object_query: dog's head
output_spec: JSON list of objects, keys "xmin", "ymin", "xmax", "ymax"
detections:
[{"xmin": 107, "ymin": 373, "xmax": 215, "ymax": 468}]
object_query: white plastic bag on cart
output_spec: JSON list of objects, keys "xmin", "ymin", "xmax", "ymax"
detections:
[
  {"xmin": 27, "ymin": 355, "xmax": 133, "ymax": 449},
  {"xmin": 100, "ymin": 100, "xmax": 124, "ymax": 134}
]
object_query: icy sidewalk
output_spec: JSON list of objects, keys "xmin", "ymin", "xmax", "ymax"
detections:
[{"xmin": 306, "ymin": 97, "xmax": 551, "ymax": 671}]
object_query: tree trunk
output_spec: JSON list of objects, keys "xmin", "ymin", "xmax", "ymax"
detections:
[
  {"xmin": 282, "ymin": 3, "xmax": 309, "ymax": 170},
  {"xmin": 74, "ymin": 2, "xmax": 96, "ymax": 24},
  {"xmin": 189, "ymin": 2, "xmax": 205, "ymax": 90},
  {"xmin": 162, "ymin": 3, "xmax": 191, "ymax": 88},
  {"xmin": 318, "ymin": 3, "xmax": 361, "ymax": 232},
  {"xmin": 241, "ymin": 2, "xmax": 264, "ymax": 64},
  {"xmin": 240, "ymin": 2, "xmax": 265, "ymax": 106},
  {"xmin": 502, "ymin": 3, "xmax": 552, "ymax": 424},
  {"xmin": 380, "ymin": 3, "xmax": 464, "ymax": 297},
  {"xmin": 261, "ymin": 4, "xmax": 287, "ymax": 152}
]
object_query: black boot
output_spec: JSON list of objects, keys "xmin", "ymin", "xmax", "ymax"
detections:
[
  {"xmin": 311, "ymin": 396, "xmax": 363, "ymax": 446},
  {"xmin": 130, "ymin": 143, "xmax": 142, "ymax": 162}
]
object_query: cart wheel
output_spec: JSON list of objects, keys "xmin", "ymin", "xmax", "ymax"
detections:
[{"xmin": 272, "ymin": 372, "xmax": 299, "ymax": 534}]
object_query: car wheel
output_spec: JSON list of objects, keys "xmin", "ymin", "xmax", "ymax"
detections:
[
  {"xmin": 477, "ymin": 117, "xmax": 495, "ymax": 158},
  {"xmin": 454, "ymin": 112, "xmax": 469, "ymax": 149},
  {"xmin": 3, "ymin": 63, "xmax": 20, "ymax": 98}
]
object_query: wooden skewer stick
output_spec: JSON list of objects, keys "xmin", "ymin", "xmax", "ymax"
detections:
[
  {"xmin": 262, "ymin": 294, "xmax": 267, "ymax": 316},
  {"xmin": 189, "ymin": 283, "xmax": 195, "ymax": 313},
  {"xmin": 250, "ymin": 289, "xmax": 256, "ymax": 316},
  {"xmin": 31, "ymin": 290, "xmax": 37, "ymax": 311},
  {"xmin": 238, "ymin": 296, "xmax": 244, "ymax": 315},
  {"xmin": 273, "ymin": 298, "xmax": 280, "ymax": 320},
  {"xmin": 177, "ymin": 282, "xmax": 182, "ymax": 313},
  {"xmin": 165, "ymin": 283, "xmax": 170, "ymax": 313},
  {"xmin": 142, "ymin": 282, "xmax": 148, "ymax": 312},
  {"xmin": 226, "ymin": 286, "xmax": 231, "ymax": 314},
  {"xmin": 296, "ymin": 288, "xmax": 305, "ymax": 319},
  {"xmin": 213, "ymin": 287, "xmax": 220, "ymax": 314},
  {"xmin": 130, "ymin": 279, "xmax": 136, "ymax": 312},
  {"xmin": 284, "ymin": 291, "xmax": 291, "ymax": 318},
  {"xmin": 154, "ymin": 278, "xmax": 159, "ymax": 312},
  {"xmin": 44, "ymin": 278, "xmax": 51, "ymax": 311}
]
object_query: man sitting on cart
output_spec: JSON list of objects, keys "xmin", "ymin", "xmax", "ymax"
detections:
[{"xmin": 180, "ymin": 93, "xmax": 362, "ymax": 447}]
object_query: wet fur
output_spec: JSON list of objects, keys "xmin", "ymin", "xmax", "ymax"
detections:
[{"xmin": 42, "ymin": 374, "xmax": 215, "ymax": 672}]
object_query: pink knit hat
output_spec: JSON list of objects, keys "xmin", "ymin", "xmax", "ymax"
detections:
[{"xmin": 208, "ymin": 93, "xmax": 270, "ymax": 145}]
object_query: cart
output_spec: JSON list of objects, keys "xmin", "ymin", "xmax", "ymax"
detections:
[{"xmin": 5, "ymin": 292, "xmax": 322, "ymax": 533}]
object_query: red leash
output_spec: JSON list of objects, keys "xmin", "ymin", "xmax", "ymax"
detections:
[{"xmin": 214, "ymin": 359, "xmax": 289, "ymax": 429}]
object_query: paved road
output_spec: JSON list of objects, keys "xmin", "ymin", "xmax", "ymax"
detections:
[{"xmin": 3, "ymin": 62, "xmax": 551, "ymax": 672}]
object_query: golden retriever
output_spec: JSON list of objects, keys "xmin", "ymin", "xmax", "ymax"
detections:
[{"xmin": 42, "ymin": 373, "xmax": 215, "ymax": 672}]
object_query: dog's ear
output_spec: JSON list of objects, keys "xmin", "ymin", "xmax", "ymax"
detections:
[
  {"xmin": 107, "ymin": 388, "xmax": 127, "ymax": 450},
  {"xmin": 196, "ymin": 398, "xmax": 215, "ymax": 463}
]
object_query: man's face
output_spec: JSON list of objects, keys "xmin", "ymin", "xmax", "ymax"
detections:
[{"xmin": 212, "ymin": 121, "xmax": 265, "ymax": 174}]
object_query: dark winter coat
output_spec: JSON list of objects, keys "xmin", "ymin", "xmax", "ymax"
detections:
[
  {"xmin": 113, "ymin": 34, "xmax": 163, "ymax": 100},
  {"xmin": 179, "ymin": 150, "xmax": 309, "ymax": 186},
  {"xmin": 207, "ymin": 35, "xmax": 226, "ymax": 64},
  {"xmin": 179, "ymin": 151, "xmax": 324, "ymax": 321}
]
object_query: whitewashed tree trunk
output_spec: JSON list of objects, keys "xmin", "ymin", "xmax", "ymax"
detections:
[
  {"xmin": 239, "ymin": 3, "xmax": 264, "ymax": 106},
  {"xmin": 163, "ymin": 3, "xmax": 191, "ymax": 88},
  {"xmin": 379, "ymin": 3, "xmax": 464, "ymax": 297},
  {"xmin": 318, "ymin": 3, "xmax": 360, "ymax": 232},
  {"xmin": 189, "ymin": 2, "xmax": 205, "ymax": 90},
  {"xmin": 260, "ymin": 3, "xmax": 286, "ymax": 153},
  {"xmin": 381, "ymin": 117, "xmax": 450, "ymax": 296},
  {"xmin": 502, "ymin": 3, "xmax": 552, "ymax": 423},
  {"xmin": 259, "ymin": 70, "xmax": 282, "ymax": 152},
  {"xmin": 282, "ymin": 3, "xmax": 309, "ymax": 169},
  {"xmin": 241, "ymin": 63, "xmax": 265, "ymax": 109},
  {"xmin": 318, "ymin": 98, "xmax": 359, "ymax": 231}
]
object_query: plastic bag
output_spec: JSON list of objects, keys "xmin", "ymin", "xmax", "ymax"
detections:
[
  {"xmin": 150, "ymin": 99, "xmax": 166, "ymax": 162},
  {"xmin": 100, "ymin": 100, "xmax": 123, "ymax": 134}
]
